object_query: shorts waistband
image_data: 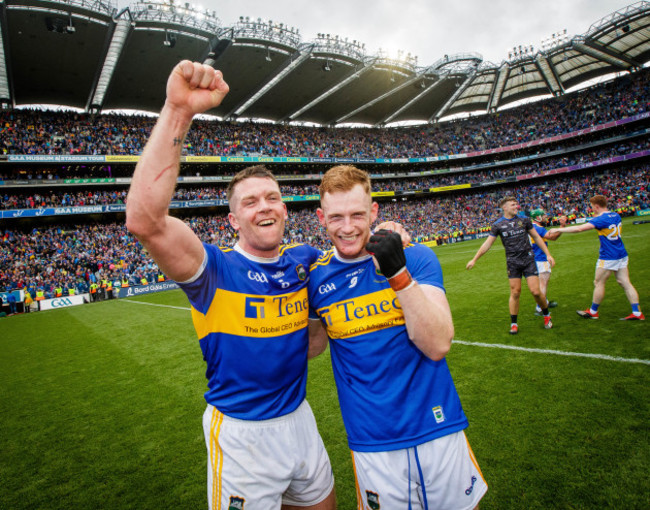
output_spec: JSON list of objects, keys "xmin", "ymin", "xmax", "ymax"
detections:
[{"xmin": 206, "ymin": 399, "xmax": 311, "ymax": 428}]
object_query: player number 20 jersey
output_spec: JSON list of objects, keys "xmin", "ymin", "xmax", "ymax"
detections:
[{"xmin": 588, "ymin": 211, "xmax": 628, "ymax": 261}]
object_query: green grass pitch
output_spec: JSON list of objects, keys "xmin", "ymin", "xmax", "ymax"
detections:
[{"xmin": 1, "ymin": 218, "xmax": 648, "ymax": 508}]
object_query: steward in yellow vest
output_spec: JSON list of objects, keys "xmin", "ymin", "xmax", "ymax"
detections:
[{"xmin": 90, "ymin": 282, "xmax": 98, "ymax": 301}]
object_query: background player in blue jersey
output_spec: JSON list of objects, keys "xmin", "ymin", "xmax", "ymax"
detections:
[
  {"xmin": 466, "ymin": 197, "xmax": 555, "ymax": 334},
  {"xmin": 126, "ymin": 60, "xmax": 336, "ymax": 510},
  {"xmin": 550, "ymin": 195, "xmax": 644, "ymax": 320},
  {"xmin": 309, "ymin": 165, "xmax": 487, "ymax": 510},
  {"xmin": 529, "ymin": 208, "xmax": 564, "ymax": 315}
]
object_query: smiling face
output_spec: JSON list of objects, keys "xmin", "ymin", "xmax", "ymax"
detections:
[
  {"xmin": 317, "ymin": 184, "xmax": 378, "ymax": 259},
  {"xmin": 228, "ymin": 176, "xmax": 287, "ymax": 258},
  {"xmin": 501, "ymin": 199, "xmax": 520, "ymax": 218}
]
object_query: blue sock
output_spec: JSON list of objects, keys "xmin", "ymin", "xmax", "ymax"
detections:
[
  {"xmin": 632, "ymin": 303, "xmax": 640, "ymax": 313},
  {"xmin": 591, "ymin": 302, "xmax": 600, "ymax": 313}
]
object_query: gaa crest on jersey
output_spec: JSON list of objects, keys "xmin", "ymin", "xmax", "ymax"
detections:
[
  {"xmin": 373, "ymin": 267, "xmax": 385, "ymax": 283},
  {"xmin": 228, "ymin": 496, "xmax": 245, "ymax": 510},
  {"xmin": 296, "ymin": 264, "xmax": 307, "ymax": 281},
  {"xmin": 432, "ymin": 405, "xmax": 445, "ymax": 423},
  {"xmin": 366, "ymin": 490, "xmax": 380, "ymax": 509}
]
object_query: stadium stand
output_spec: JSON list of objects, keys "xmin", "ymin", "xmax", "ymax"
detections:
[
  {"xmin": 2, "ymin": 164, "xmax": 648, "ymax": 300},
  {"xmin": 1, "ymin": 2, "xmax": 650, "ymax": 311}
]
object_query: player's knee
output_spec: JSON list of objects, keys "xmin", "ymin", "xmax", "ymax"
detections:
[{"xmin": 615, "ymin": 274, "xmax": 629, "ymax": 287}]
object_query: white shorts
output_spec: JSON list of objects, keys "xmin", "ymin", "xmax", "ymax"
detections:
[
  {"xmin": 203, "ymin": 400, "xmax": 334, "ymax": 510},
  {"xmin": 536, "ymin": 261, "xmax": 552, "ymax": 274},
  {"xmin": 596, "ymin": 256, "xmax": 628, "ymax": 272},
  {"xmin": 352, "ymin": 430, "xmax": 487, "ymax": 510}
]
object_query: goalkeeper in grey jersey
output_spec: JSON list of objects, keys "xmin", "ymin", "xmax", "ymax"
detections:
[{"xmin": 466, "ymin": 196, "xmax": 555, "ymax": 334}]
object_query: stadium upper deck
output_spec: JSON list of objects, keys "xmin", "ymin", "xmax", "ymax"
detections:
[{"xmin": 2, "ymin": 0, "xmax": 650, "ymax": 124}]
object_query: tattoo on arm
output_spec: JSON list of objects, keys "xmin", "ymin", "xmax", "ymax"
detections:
[{"xmin": 173, "ymin": 137, "xmax": 184, "ymax": 146}]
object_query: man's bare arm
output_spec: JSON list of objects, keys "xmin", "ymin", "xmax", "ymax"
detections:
[
  {"xmin": 308, "ymin": 319, "xmax": 329, "ymax": 359},
  {"xmin": 529, "ymin": 228, "xmax": 555, "ymax": 267},
  {"xmin": 466, "ymin": 235, "xmax": 496, "ymax": 270},
  {"xmin": 395, "ymin": 283, "xmax": 453, "ymax": 361},
  {"xmin": 126, "ymin": 61, "xmax": 229, "ymax": 282},
  {"xmin": 551, "ymin": 222, "xmax": 595, "ymax": 234}
]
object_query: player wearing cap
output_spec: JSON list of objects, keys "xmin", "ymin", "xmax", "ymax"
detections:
[{"xmin": 550, "ymin": 195, "xmax": 644, "ymax": 320}]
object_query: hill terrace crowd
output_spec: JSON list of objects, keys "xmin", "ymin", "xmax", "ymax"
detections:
[
  {"xmin": 0, "ymin": 68, "xmax": 649, "ymax": 160},
  {"xmin": 1, "ymin": 165, "xmax": 648, "ymax": 298}
]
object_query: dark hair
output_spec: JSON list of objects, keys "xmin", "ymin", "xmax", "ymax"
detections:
[{"xmin": 226, "ymin": 165, "xmax": 278, "ymax": 210}]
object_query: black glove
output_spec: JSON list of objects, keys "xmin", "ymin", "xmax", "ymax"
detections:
[{"xmin": 365, "ymin": 229, "xmax": 406, "ymax": 279}]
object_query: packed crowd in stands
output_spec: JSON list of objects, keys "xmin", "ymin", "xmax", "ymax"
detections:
[
  {"xmin": 1, "ymin": 68, "xmax": 649, "ymax": 160},
  {"xmin": 2, "ymin": 138, "xmax": 649, "ymax": 210},
  {"xmin": 2, "ymin": 165, "xmax": 648, "ymax": 300},
  {"xmin": 2, "ymin": 67, "xmax": 650, "ymax": 302}
]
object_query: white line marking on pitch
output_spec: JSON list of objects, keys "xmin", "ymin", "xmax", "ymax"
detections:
[
  {"xmin": 123, "ymin": 299, "xmax": 191, "ymax": 311},
  {"xmin": 123, "ymin": 300, "xmax": 649, "ymax": 365},
  {"xmin": 454, "ymin": 340, "xmax": 650, "ymax": 365}
]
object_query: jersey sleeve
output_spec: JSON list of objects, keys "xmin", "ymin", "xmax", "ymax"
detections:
[
  {"xmin": 588, "ymin": 215, "xmax": 605, "ymax": 228},
  {"xmin": 281, "ymin": 243, "xmax": 322, "ymax": 265},
  {"xmin": 406, "ymin": 244, "xmax": 445, "ymax": 292},
  {"xmin": 176, "ymin": 243, "xmax": 221, "ymax": 314},
  {"xmin": 523, "ymin": 217, "xmax": 534, "ymax": 231},
  {"xmin": 489, "ymin": 222, "xmax": 500, "ymax": 237}
]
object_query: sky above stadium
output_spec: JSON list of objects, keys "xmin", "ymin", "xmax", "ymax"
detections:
[{"xmin": 123, "ymin": 0, "xmax": 634, "ymax": 65}]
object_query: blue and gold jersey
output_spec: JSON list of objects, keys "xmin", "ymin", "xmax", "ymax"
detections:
[
  {"xmin": 529, "ymin": 223, "xmax": 548, "ymax": 262},
  {"xmin": 588, "ymin": 211, "xmax": 628, "ymax": 260},
  {"xmin": 308, "ymin": 244, "xmax": 468, "ymax": 452},
  {"xmin": 178, "ymin": 242, "xmax": 319, "ymax": 420}
]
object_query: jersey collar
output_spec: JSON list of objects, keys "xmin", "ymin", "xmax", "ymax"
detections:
[
  {"xmin": 234, "ymin": 242, "xmax": 279, "ymax": 264},
  {"xmin": 332, "ymin": 247, "xmax": 373, "ymax": 264}
]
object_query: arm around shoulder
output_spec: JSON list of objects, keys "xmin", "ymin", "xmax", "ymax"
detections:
[{"xmin": 308, "ymin": 319, "xmax": 329, "ymax": 359}]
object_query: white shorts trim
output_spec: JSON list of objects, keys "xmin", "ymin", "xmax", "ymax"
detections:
[
  {"xmin": 536, "ymin": 260, "xmax": 552, "ymax": 274},
  {"xmin": 596, "ymin": 256, "xmax": 628, "ymax": 271},
  {"xmin": 352, "ymin": 430, "xmax": 487, "ymax": 510},
  {"xmin": 203, "ymin": 400, "xmax": 334, "ymax": 509}
]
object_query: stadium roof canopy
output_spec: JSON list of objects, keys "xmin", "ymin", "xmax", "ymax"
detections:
[{"xmin": 2, "ymin": 0, "xmax": 650, "ymax": 125}]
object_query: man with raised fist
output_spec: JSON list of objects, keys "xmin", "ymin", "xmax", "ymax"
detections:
[
  {"xmin": 308, "ymin": 165, "xmax": 487, "ymax": 510},
  {"xmin": 127, "ymin": 61, "xmax": 336, "ymax": 510}
]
